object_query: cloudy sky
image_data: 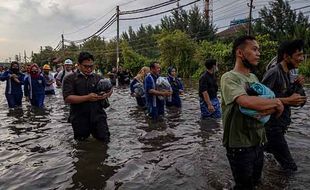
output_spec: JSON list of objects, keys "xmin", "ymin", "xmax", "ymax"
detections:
[{"xmin": 0, "ymin": 0, "xmax": 309, "ymax": 62}]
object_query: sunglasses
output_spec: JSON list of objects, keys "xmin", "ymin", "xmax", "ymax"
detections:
[{"xmin": 81, "ymin": 64, "xmax": 94, "ymax": 69}]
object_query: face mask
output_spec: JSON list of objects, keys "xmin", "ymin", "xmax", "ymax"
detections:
[
  {"xmin": 44, "ymin": 71, "xmax": 49, "ymax": 75},
  {"xmin": 31, "ymin": 71, "xmax": 38, "ymax": 75},
  {"xmin": 11, "ymin": 68, "xmax": 19, "ymax": 73},
  {"xmin": 241, "ymin": 52, "xmax": 257, "ymax": 71}
]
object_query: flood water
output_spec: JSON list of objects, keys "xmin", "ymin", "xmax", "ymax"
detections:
[{"xmin": 0, "ymin": 81, "xmax": 309, "ymax": 190}]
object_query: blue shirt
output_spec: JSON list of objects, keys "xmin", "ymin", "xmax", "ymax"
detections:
[
  {"xmin": 144, "ymin": 73, "xmax": 159, "ymax": 107},
  {"xmin": 24, "ymin": 75, "xmax": 46, "ymax": 98},
  {"xmin": 0, "ymin": 70, "xmax": 24, "ymax": 95},
  {"xmin": 167, "ymin": 75, "xmax": 183, "ymax": 96}
]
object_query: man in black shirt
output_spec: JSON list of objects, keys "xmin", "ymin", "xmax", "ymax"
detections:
[
  {"xmin": 63, "ymin": 52, "xmax": 112, "ymax": 142},
  {"xmin": 262, "ymin": 40, "xmax": 307, "ymax": 171},
  {"xmin": 199, "ymin": 59, "xmax": 221, "ymax": 119}
]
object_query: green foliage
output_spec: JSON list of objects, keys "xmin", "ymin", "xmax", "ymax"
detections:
[
  {"xmin": 31, "ymin": 46, "xmax": 55, "ymax": 66},
  {"xmin": 81, "ymin": 36, "xmax": 107, "ymax": 69},
  {"xmin": 255, "ymin": 34, "xmax": 278, "ymax": 79},
  {"xmin": 193, "ymin": 40, "xmax": 232, "ymax": 78},
  {"xmin": 254, "ymin": 0, "xmax": 309, "ymax": 43},
  {"xmin": 156, "ymin": 30, "xmax": 198, "ymax": 78},
  {"xmin": 121, "ymin": 41, "xmax": 149, "ymax": 75},
  {"xmin": 299, "ymin": 57, "xmax": 310, "ymax": 77},
  {"xmin": 161, "ymin": 5, "xmax": 216, "ymax": 41},
  {"xmin": 121, "ymin": 25, "xmax": 161, "ymax": 59}
]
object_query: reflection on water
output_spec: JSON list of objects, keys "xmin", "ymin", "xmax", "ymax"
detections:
[{"xmin": 0, "ymin": 82, "xmax": 309, "ymax": 190}]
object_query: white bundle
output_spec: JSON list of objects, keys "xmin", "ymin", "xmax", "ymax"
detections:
[{"xmin": 156, "ymin": 77, "xmax": 172, "ymax": 100}]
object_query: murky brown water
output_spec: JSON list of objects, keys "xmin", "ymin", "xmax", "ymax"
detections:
[{"xmin": 0, "ymin": 81, "xmax": 309, "ymax": 190}]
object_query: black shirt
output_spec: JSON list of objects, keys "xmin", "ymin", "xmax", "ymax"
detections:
[
  {"xmin": 262, "ymin": 63, "xmax": 292, "ymax": 128},
  {"xmin": 62, "ymin": 72, "xmax": 104, "ymax": 120},
  {"xmin": 199, "ymin": 71, "xmax": 218, "ymax": 100}
]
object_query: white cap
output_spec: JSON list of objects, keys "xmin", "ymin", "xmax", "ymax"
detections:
[{"xmin": 64, "ymin": 59, "xmax": 73, "ymax": 65}]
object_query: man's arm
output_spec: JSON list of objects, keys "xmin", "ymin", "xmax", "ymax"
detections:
[
  {"xmin": 236, "ymin": 95, "xmax": 284, "ymax": 117},
  {"xmin": 202, "ymin": 91, "xmax": 215, "ymax": 113},
  {"xmin": 149, "ymin": 89, "xmax": 172, "ymax": 97},
  {"xmin": 279, "ymin": 93, "xmax": 307, "ymax": 106}
]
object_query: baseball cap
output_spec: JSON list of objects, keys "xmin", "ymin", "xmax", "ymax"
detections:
[{"xmin": 64, "ymin": 59, "xmax": 73, "ymax": 65}]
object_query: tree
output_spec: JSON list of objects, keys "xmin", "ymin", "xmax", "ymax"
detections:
[
  {"xmin": 81, "ymin": 36, "xmax": 106, "ymax": 70},
  {"xmin": 31, "ymin": 46, "xmax": 55, "ymax": 66},
  {"xmin": 161, "ymin": 5, "xmax": 216, "ymax": 42},
  {"xmin": 194, "ymin": 40, "xmax": 232, "ymax": 78},
  {"xmin": 157, "ymin": 30, "xmax": 198, "ymax": 78},
  {"xmin": 254, "ymin": 0, "xmax": 309, "ymax": 42},
  {"xmin": 255, "ymin": 34, "xmax": 278, "ymax": 79},
  {"xmin": 121, "ymin": 41, "xmax": 149, "ymax": 75}
]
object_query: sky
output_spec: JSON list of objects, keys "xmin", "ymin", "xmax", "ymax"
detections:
[{"xmin": 0, "ymin": 0, "xmax": 309, "ymax": 62}]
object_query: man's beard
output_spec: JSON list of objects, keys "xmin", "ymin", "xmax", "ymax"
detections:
[{"xmin": 287, "ymin": 61, "xmax": 295, "ymax": 70}]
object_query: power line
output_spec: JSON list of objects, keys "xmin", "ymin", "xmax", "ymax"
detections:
[
  {"xmin": 120, "ymin": 0, "xmax": 179, "ymax": 15},
  {"xmin": 65, "ymin": 14, "xmax": 117, "ymax": 43},
  {"xmin": 64, "ymin": 7, "xmax": 116, "ymax": 36},
  {"xmin": 120, "ymin": 0, "xmax": 201, "ymax": 20}
]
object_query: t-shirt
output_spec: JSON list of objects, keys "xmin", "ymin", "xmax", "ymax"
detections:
[
  {"xmin": 56, "ymin": 70, "xmax": 73, "ymax": 83},
  {"xmin": 199, "ymin": 71, "xmax": 218, "ymax": 100},
  {"xmin": 43, "ymin": 73, "xmax": 55, "ymax": 91},
  {"xmin": 221, "ymin": 70, "xmax": 267, "ymax": 148}
]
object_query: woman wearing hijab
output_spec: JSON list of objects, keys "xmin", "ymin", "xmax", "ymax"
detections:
[
  {"xmin": 0, "ymin": 61, "xmax": 25, "ymax": 108},
  {"xmin": 24, "ymin": 64, "xmax": 46, "ymax": 107},
  {"xmin": 130, "ymin": 66, "xmax": 150, "ymax": 108},
  {"xmin": 166, "ymin": 67, "xmax": 184, "ymax": 107}
]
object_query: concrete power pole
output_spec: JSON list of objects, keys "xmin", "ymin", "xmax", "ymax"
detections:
[
  {"xmin": 247, "ymin": 0, "xmax": 255, "ymax": 35},
  {"xmin": 61, "ymin": 34, "xmax": 65, "ymax": 57},
  {"xmin": 205, "ymin": 0, "xmax": 213, "ymax": 24},
  {"xmin": 116, "ymin": 6, "xmax": 120, "ymax": 72},
  {"xmin": 24, "ymin": 50, "xmax": 27, "ymax": 64}
]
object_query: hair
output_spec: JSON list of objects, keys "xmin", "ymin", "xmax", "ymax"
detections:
[
  {"xmin": 10, "ymin": 61, "xmax": 19, "ymax": 68},
  {"xmin": 277, "ymin": 39, "xmax": 304, "ymax": 63},
  {"xmin": 149, "ymin": 61, "xmax": 159, "ymax": 69},
  {"xmin": 232, "ymin": 35, "xmax": 256, "ymax": 59},
  {"xmin": 204, "ymin": 59, "xmax": 217, "ymax": 70},
  {"xmin": 78, "ymin": 52, "xmax": 94, "ymax": 64},
  {"xmin": 135, "ymin": 66, "xmax": 150, "ymax": 82},
  {"xmin": 167, "ymin": 66, "xmax": 176, "ymax": 75}
]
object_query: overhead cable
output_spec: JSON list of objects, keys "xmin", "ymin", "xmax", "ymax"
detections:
[
  {"xmin": 120, "ymin": 0, "xmax": 179, "ymax": 15},
  {"xmin": 120, "ymin": 0, "xmax": 200, "ymax": 21}
]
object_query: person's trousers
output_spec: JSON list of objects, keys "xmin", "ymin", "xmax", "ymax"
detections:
[
  {"xmin": 147, "ymin": 100, "xmax": 165, "ymax": 120},
  {"xmin": 30, "ymin": 94, "xmax": 45, "ymax": 108},
  {"xmin": 5, "ymin": 93, "xmax": 23, "ymax": 108},
  {"xmin": 226, "ymin": 145, "xmax": 264, "ymax": 190},
  {"xmin": 71, "ymin": 111, "xmax": 110, "ymax": 142},
  {"xmin": 265, "ymin": 128, "xmax": 297, "ymax": 171},
  {"xmin": 200, "ymin": 97, "xmax": 221, "ymax": 119}
]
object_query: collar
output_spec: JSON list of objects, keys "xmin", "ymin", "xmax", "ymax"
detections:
[{"xmin": 77, "ymin": 71, "xmax": 95, "ymax": 78}]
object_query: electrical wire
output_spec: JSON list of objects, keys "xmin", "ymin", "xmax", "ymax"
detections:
[
  {"xmin": 120, "ymin": 0, "xmax": 200, "ymax": 20},
  {"xmin": 120, "ymin": 0, "xmax": 179, "ymax": 15}
]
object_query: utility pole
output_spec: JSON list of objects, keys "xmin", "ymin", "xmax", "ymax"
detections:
[
  {"xmin": 19, "ymin": 53, "xmax": 21, "ymax": 63},
  {"xmin": 247, "ymin": 0, "xmax": 255, "ymax": 35},
  {"xmin": 116, "ymin": 6, "xmax": 120, "ymax": 72},
  {"xmin": 24, "ymin": 50, "xmax": 27, "ymax": 64},
  {"xmin": 205, "ymin": 0, "xmax": 213, "ymax": 24},
  {"xmin": 61, "ymin": 34, "xmax": 65, "ymax": 58}
]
